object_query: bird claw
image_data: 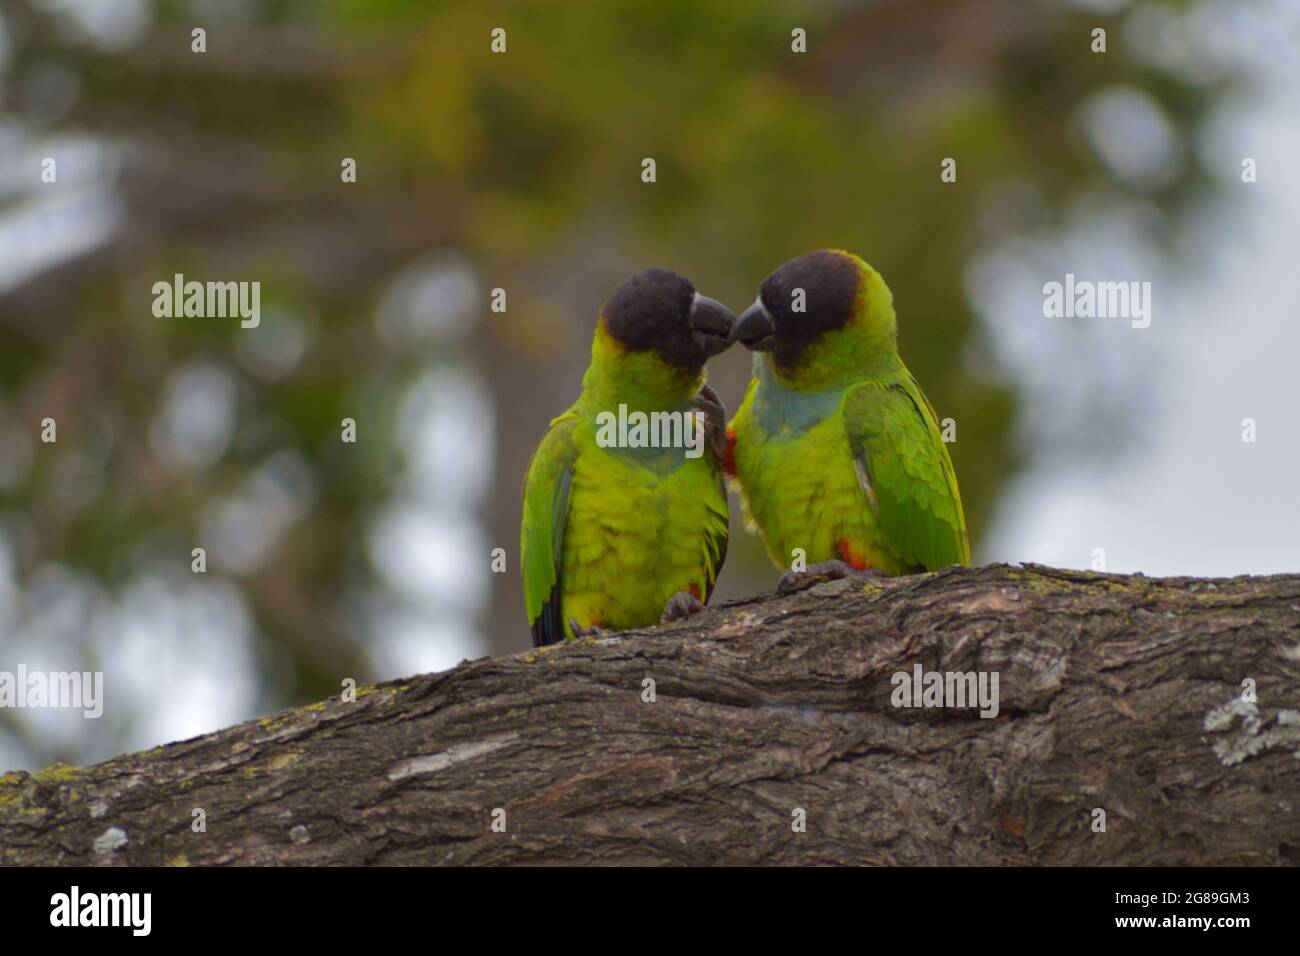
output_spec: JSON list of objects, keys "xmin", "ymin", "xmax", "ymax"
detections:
[
  {"xmin": 660, "ymin": 591, "xmax": 706, "ymax": 624},
  {"xmin": 778, "ymin": 560, "xmax": 882, "ymax": 593},
  {"xmin": 692, "ymin": 385, "xmax": 730, "ymax": 461},
  {"xmin": 568, "ymin": 618, "xmax": 611, "ymax": 640}
]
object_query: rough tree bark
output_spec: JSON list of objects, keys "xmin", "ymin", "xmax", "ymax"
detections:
[{"xmin": 2, "ymin": 564, "xmax": 1298, "ymax": 866}]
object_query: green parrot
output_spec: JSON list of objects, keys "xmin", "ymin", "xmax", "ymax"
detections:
[
  {"xmin": 725, "ymin": 249, "xmax": 969, "ymax": 585},
  {"xmin": 521, "ymin": 269, "xmax": 735, "ymax": 646}
]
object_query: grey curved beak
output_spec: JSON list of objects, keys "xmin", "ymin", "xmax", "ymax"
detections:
[
  {"xmin": 690, "ymin": 294, "xmax": 736, "ymax": 357},
  {"xmin": 732, "ymin": 301, "xmax": 775, "ymax": 351}
]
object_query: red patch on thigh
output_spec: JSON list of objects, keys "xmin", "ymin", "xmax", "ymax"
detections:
[
  {"xmin": 837, "ymin": 538, "xmax": 871, "ymax": 571},
  {"xmin": 721, "ymin": 429, "xmax": 738, "ymax": 477}
]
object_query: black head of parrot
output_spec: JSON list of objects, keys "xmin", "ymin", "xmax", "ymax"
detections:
[
  {"xmin": 731, "ymin": 250, "xmax": 863, "ymax": 369},
  {"xmin": 602, "ymin": 268, "xmax": 736, "ymax": 371}
]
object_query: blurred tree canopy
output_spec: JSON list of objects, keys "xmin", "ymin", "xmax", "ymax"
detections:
[{"xmin": 0, "ymin": 0, "xmax": 1227, "ymax": 768}]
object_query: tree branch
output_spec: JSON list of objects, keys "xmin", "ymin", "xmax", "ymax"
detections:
[{"xmin": 3, "ymin": 563, "xmax": 1298, "ymax": 865}]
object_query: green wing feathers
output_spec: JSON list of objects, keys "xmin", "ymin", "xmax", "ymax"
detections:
[
  {"xmin": 520, "ymin": 412, "xmax": 580, "ymax": 647},
  {"xmin": 701, "ymin": 467, "xmax": 729, "ymax": 602},
  {"xmin": 842, "ymin": 376, "xmax": 970, "ymax": 571}
]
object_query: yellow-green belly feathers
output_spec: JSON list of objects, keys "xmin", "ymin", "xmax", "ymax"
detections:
[
  {"xmin": 563, "ymin": 430, "xmax": 727, "ymax": 631},
  {"xmin": 731, "ymin": 391, "xmax": 912, "ymax": 575}
]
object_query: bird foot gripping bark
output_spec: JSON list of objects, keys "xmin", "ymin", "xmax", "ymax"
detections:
[
  {"xmin": 778, "ymin": 559, "xmax": 883, "ymax": 593},
  {"xmin": 692, "ymin": 384, "xmax": 730, "ymax": 462},
  {"xmin": 660, "ymin": 590, "xmax": 706, "ymax": 624},
  {"xmin": 567, "ymin": 619, "xmax": 612, "ymax": 640}
]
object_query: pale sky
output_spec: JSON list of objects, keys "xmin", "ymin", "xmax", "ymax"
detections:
[{"xmin": 976, "ymin": 0, "xmax": 1299, "ymax": 577}]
